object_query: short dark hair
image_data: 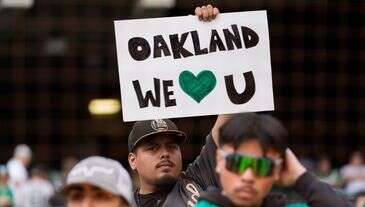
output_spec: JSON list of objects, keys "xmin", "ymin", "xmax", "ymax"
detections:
[
  {"xmin": 31, "ymin": 164, "xmax": 48, "ymax": 178},
  {"xmin": 219, "ymin": 113, "xmax": 289, "ymax": 157}
]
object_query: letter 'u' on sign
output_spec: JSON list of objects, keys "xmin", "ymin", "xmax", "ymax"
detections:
[{"xmin": 114, "ymin": 11, "xmax": 274, "ymax": 121}]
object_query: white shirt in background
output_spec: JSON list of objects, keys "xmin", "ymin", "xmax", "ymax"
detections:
[
  {"xmin": 19, "ymin": 178, "xmax": 54, "ymax": 207},
  {"xmin": 6, "ymin": 158, "xmax": 28, "ymax": 186},
  {"xmin": 6, "ymin": 158, "xmax": 28, "ymax": 207},
  {"xmin": 340, "ymin": 164, "xmax": 365, "ymax": 195}
]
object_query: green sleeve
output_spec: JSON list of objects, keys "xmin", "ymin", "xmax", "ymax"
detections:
[
  {"xmin": 6, "ymin": 187, "xmax": 13, "ymax": 204},
  {"xmin": 195, "ymin": 200, "xmax": 220, "ymax": 207},
  {"xmin": 286, "ymin": 203, "xmax": 309, "ymax": 207}
]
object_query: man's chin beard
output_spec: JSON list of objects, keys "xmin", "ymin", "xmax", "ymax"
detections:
[{"xmin": 154, "ymin": 175, "xmax": 177, "ymax": 190}]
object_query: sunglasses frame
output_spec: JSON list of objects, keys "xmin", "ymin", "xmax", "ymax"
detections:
[{"xmin": 219, "ymin": 149, "xmax": 283, "ymax": 177}]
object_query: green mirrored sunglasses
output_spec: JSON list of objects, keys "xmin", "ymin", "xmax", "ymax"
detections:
[{"xmin": 220, "ymin": 150, "xmax": 282, "ymax": 177}]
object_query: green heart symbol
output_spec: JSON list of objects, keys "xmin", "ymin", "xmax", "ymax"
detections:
[{"xmin": 179, "ymin": 70, "xmax": 217, "ymax": 103}]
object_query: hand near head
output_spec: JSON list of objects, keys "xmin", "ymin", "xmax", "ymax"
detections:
[
  {"xmin": 195, "ymin": 5, "xmax": 219, "ymax": 21},
  {"xmin": 212, "ymin": 114, "xmax": 234, "ymax": 146},
  {"xmin": 277, "ymin": 148, "xmax": 307, "ymax": 187}
]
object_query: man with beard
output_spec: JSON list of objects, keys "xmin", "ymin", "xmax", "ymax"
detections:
[
  {"xmin": 127, "ymin": 6, "xmax": 223, "ymax": 207},
  {"xmin": 196, "ymin": 113, "xmax": 351, "ymax": 207},
  {"xmin": 128, "ymin": 113, "xmax": 229, "ymax": 207}
]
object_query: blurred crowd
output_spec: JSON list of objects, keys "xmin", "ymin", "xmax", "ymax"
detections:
[
  {"xmin": 0, "ymin": 144, "xmax": 364, "ymax": 207},
  {"xmin": 0, "ymin": 144, "xmax": 72, "ymax": 207}
]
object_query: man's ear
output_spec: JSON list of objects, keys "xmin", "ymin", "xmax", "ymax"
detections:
[
  {"xmin": 215, "ymin": 152, "xmax": 223, "ymax": 174},
  {"xmin": 273, "ymin": 163, "xmax": 283, "ymax": 182},
  {"xmin": 128, "ymin": 152, "xmax": 137, "ymax": 170}
]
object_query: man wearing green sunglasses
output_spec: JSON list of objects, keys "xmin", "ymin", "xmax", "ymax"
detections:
[{"xmin": 196, "ymin": 113, "xmax": 351, "ymax": 207}]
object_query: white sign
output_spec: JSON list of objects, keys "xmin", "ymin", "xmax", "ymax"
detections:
[{"xmin": 114, "ymin": 11, "xmax": 274, "ymax": 121}]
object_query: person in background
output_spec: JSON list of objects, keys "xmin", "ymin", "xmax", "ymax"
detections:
[
  {"xmin": 61, "ymin": 157, "xmax": 78, "ymax": 183},
  {"xmin": 20, "ymin": 165, "xmax": 54, "ymax": 207},
  {"xmin": 61, "ymin": 156, "xmax": 134, "ymax": 207},
  {"xmin": 0, "ymin": 165, "xmax": 13, "ymax": 207},
  {"xmin": 196, "ymin": 113, "xmax": 351, "ymax": 207},
  {"xmin": 48, "ymin": 156, "xmax": 79, "ymax": 207},
  {"xmin": 340, "ymin": 151, "xmax": 365, "ymax": 195},
  {"xmin": 49, "ymin": 156, "xmax": 79, "ymax": 194},
  {"xmin": 315, "ymin": 155, "xmax": 341, "ymax": 187},
  {"xmin": 7, "ymin": 144, "xmax": 32, "ymax": 206}
]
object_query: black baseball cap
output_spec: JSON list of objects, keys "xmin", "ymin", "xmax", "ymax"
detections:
[{"xmin": 128, "ymin": 119, "xmax": 187, "ymax": 152}]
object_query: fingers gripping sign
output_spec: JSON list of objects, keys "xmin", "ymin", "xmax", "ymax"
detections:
[{"xmin": 195, "ymin": 5, "xmax": 219, "ymax": 21}]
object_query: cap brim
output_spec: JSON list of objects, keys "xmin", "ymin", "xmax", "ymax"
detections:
[
  {"xmin": 59, "ymin": 183, "xmax": 79, "ymax": 195},
  {"xmin": 60, "ymin": 181, "xmax": 126, "ymax": 200},
  {"xmin": 60, "ymin": 181, "xmax": 118, "ymax": 196},
  {"xmin": 130, "ymin": 130, "xmax": 187, "ymax": 152}
]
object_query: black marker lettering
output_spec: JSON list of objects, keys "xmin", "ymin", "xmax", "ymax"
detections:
[{"xmin": 225, "ymin": 71, "xmax": 255, "ymax": 104}]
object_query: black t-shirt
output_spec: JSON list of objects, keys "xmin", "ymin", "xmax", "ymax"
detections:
[{"xmin": 135, "ymin": 134, "xmax": 219, "ymax": 207}]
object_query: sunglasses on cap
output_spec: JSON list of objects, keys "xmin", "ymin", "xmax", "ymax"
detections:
[{"xmin": 220, "ymin": 150, "xmax": 282, "ymax": 177}]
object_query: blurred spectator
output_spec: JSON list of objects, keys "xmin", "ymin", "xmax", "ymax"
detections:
[
  {"xmin": 340, "ymin": 151, "xmax": 365, "ymax": 195},
  {"xmin": 0, "ymin": 165, "xmax": 13, "ymax": 207},
  {"xmin": 19, "ymin": 165, "xmax": 54, "ymax": 207},
  {"xmin": 315, "ymin": 155, "xmax": 341, "ymax": 187},
  {"xmin": 354, "ymin": 191, "xmax": 365, "ymax": 207},
  {"xmin": 299, "ymin": 157, "xmax": 316, "ymax": 172},
  {"xmin": 6, "ymin": 144, "xmax": 32, "ymax": 206},
  {"xmin": 61, "ymin": 156, "xmax": 134, "ymax": 207},
  {"xmin": 61, "ymin": 156, "xmax": 78, "ymax": 183},
  {"xmin": 49, "ymin": 193, "xmax": 66, "ymax": 207},
  {"xmin": 48, "ymin": 157, "xmax": 78, "ymax": 207},
  {"xmin": 7, "ymin": 144, "xmax": 32, "ymax": 185},
  {"xmin": 49, "ymin": 156, "xmax": 78, "ymax": 192}
]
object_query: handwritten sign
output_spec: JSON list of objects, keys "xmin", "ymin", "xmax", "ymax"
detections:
[{"xmin": 114, "ymin": 11, "xmax": 274, "ymax": 121}]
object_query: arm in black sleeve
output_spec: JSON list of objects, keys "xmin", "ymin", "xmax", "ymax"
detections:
[
  {"xmin": 293, "ymin": 172, "xmax": 352, "ymax": 207},
  {"xmin": 185, "ymin": 134, "xmax": 220, "ymax": 189},
  {"xmin": 184, "ymin": 115, "xmax": 232, "ymax": 189}
]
